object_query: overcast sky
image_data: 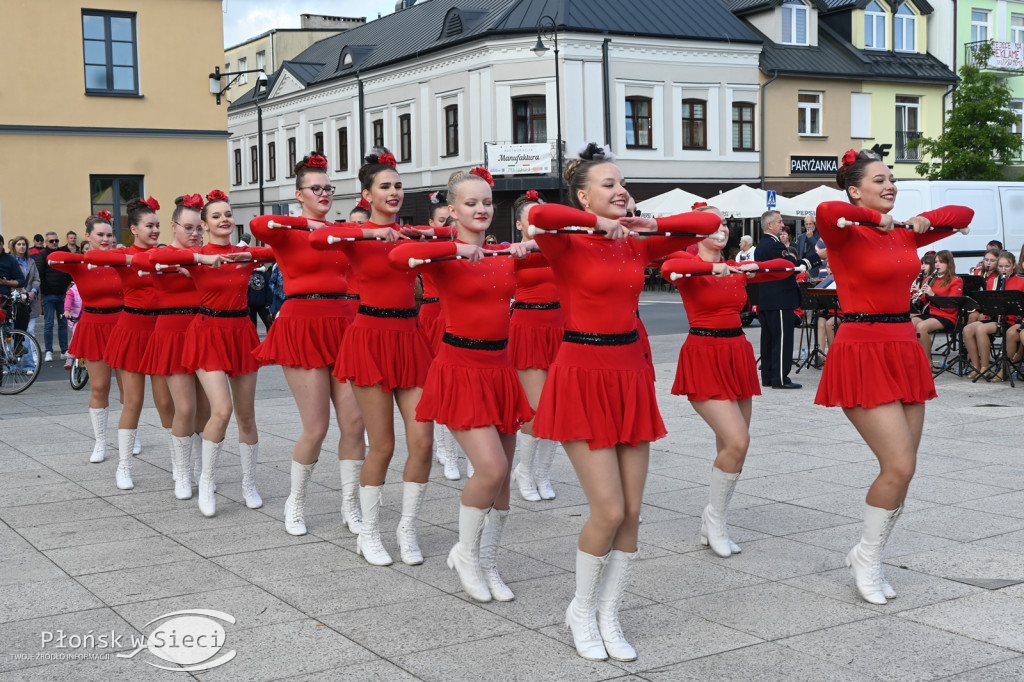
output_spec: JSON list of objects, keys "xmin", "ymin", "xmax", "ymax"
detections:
[{"xmin": 222, "ymin": 0, "xmax": 400, "ymax": 47}]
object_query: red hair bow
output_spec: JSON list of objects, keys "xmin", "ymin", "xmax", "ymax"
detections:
[
  {"xmin": 355, "ymin": 197, "xmax": 371, "ymax": 210},
  {"xmin": 691, "ymin": 201, "xmax": 707, "ymax": 210},
  {"xmin": 144, "ymin": 196, "xmax": 160, "ymax": 212},
  {"xmin": 182, "ymin": 193, "xmax": 204, "ymax": 210},
  {"xmin": 378, "ymin": 152, "xmax": 397, "ymax": 168},
  {"xmin": 470, "ymin": 167, "xmax": 494, "ymax": 187},
  {"xmin": 526, "ymin": 189, "xmax": 539, "ymax": 201},
  {"xmin": 307, "ymin": 153, "xmax": 328, "ymax": 169},
  {"xmin": 97, "ymin": 210, "xmax": 112, "ymax": 221},
  {"xmin": 206, "ymin": 189, "xmax": 229, "ymax": 203},
  {"xmin": 841, "ymin": 149, "xmax": 858, "ymax": 167}
]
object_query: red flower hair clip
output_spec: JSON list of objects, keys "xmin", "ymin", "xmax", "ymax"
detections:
[
  {"xmin": 841, "ymin": 149, "xmax": 859, "ymax": 167},
  {"xmin": 206, "ymin": 189, "xmax": 229, "ymax": 203},
  {"xmin": 144, "ymin": 196, "xmax": 160, "ymax": 212},
  {"xmin": 182, "ymin": 193, "xmax": 204, "ymax": 210},
  {"xmin": 306, "ymin": 153, "xmax": 328, "ymax": 169},
  {"xmin": 355, "ymin": 197, "xmax": 371, "ymax": 211},
  {"xmin": 97, "ymin": 210, "xmax": 112, "ymax": 221},
  {"xmin": 378, "ymin": 152, "xmax": 397, "ymax": 168},
  {"xmin": 691, "ymin": 201, "xmax": 708, "ymax": 211},
  {"xmin": 470, "ymin": 167, "xmax": 494, "ymax": 187},
  {"xmin": 526, "ymin": 189, "xmax": 539, "ymax": 201}
]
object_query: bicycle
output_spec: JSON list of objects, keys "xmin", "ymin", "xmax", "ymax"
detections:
[
  {"xmin": 70, "ymin": 356, "xmax": 89, "ymax": 390},
  {"xmin": 0, "ymin": 290, "xmax": 42, "ymax": 395}
]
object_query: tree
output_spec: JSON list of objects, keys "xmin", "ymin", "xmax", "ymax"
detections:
[{"xmin": 912, "ymin": 44, "xmax": 1023, "ymax": 180}]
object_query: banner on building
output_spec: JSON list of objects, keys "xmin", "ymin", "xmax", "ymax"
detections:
[
  {"xmin": 987, "ymin": 41, "xmax": 1024, "ymax": 70},
  {"xmin": 485, "ymin": 143, "xmax": 552, "ymax": 176}
]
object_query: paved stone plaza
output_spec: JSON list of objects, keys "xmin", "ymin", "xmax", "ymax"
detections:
[{"xmin": 2, "ymin": 322, "xmax": 1023, "ymax": 681}]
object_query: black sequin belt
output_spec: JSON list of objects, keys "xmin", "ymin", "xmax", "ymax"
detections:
[
  {"xmin": 442, "ymin": 333, "xmax": 508, "ymax": 351},
  {"xmin": 286, "ymin": 293, "xmax": 349, "ymax": 301},
  {"xmin": 160, "ymin": 307, "xmax": 200, "ymax": 316},
  {"xmin": 199, "ymin": 307, "xmax": 247, "ymax": 318},
  {"xmin": 123, "ymin": 306, "xmax": 162, "ymax": 316},
  {"xmin": 842, "ymin": 313, "xmax": 911, "ymax": 324},
  {"xmin": 688, "ymin": 326, "xmax": 743, "ymax": 338},
  {"xmin": 358, "ymin": 305, "xmax": 418, "ymax": 319},
  {"xmin": 84, "ymin": 306, "xmax": 124, "ymax": 315},
  {"xmin": 563, "ymin": 329, "xmax": 639, "ymax": 346},
  {"xmin": 421, "ymin": 297, "xmax": 440, "ymax": 304},
  {"xmin": 512, "ymin": 301, "xmax": 560, "ymax": 310}
]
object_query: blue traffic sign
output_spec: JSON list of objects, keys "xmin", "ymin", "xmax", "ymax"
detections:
[{"xmin": 766, "ymin": 190, "xmax": 777, "ymax": 208}]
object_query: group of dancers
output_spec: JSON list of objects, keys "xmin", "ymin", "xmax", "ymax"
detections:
[{"xmin": 53, "ymin": 144, "xmax": 972, "ymax": 662}]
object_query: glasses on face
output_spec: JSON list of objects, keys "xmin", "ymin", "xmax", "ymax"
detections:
[
  {"xmin": 172, "ymin": 221, "xmax": 204, "ymax": 234},
  {"xmin": 300, "ymin": 185, "xmax": 336, "ymax": 196},
  {"xmin": 47, "ymin": 239, "xmax": 59, "ymax": 244}
]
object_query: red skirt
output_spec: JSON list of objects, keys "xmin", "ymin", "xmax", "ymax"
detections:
[
  {"xmin": 141, "ymin": 312, "xmax": 195, "ymax": 376},
  {"xmin": 638, "ymin": 316, "xmax": 655, "ymax": 380},
  {"xmin": 533, "ymin": 339, "xmax": 666, "ymax": 449},
  {"xmin": 815, "ymin": 321, "xmax": 936, "ymax": 408},
  {"xmin": 672, "ymin": 333, "xmax": 760, "ymax": 401},
  {"xmin": 104, "ymin": 311, "xmax": 157, "ymax": 373},
  {"xmin": 68, "ymin": 310, "xmax": 121, "ymax": 363},
  {"xmin": 419, "ymin": 301, "xmax": 445, "ymax": 355},
  {"xmin": 182, "ymin": 314, "xmax": 262, "ymax": 377},
  {"xmin": 334, "ymin": 314, "xmax": 432, "ymax": 390},
  {"xmin": 254, "ymin": 298, "xmax": 353, "ymax": 369},
  {"xmin": 509, "ymin": 308, "xmax": 563, "ymax": 371},
  {"xmin": 416, "ymin": 342, "xmax": 534, "ymax": 434}
]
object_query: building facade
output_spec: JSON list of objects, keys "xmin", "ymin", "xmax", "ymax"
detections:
[{"xmin": 0, "ymin": 0, "xmax": 227, "ymax": 245}]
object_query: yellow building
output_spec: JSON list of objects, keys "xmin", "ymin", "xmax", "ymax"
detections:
[{"xmin": 0, "ymin": 0, "xmax": 227, "ymax": 245}]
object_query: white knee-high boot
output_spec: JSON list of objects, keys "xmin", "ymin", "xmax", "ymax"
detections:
[
  {"xmin": 133, "ymin": 430, "xmax": 142, "ymax": 455},
  {"xmin": 397, "ymin": 481, "xmax": 428, "ymax": 565},
  {"xmin": 89, "ymin": 408, "xmax": 108, "ymax": 463},
  {"xmin": 846, "ymin": 504, "xmax": 901, "ymax": 605},
  {"xmin": 170, "ymin": 436, "xmax": 193, "ymax": 500},
  {"xmin": 357, "ymin": 485, "xmax": 393, "ymax": 566},
  {"xmin": 435, "ymin": 423, "xmax": 460, "ymax": 481},
  {"xmin": 339, "ymin": 460, "xmax": 363, "ymax": 534},
  {"xmin": 284, "ymin": 460, "xmax": 315, "ymax": 536},
  {"xmin": 115, "ymin": 429, "xmax": 135, "ymax": 490},
  {"xmin": 513, "ymin": 434, "xmax": 541, "ymax": 502},
  {"xmin": 197, "ymin": 439, "xmax": 221, "ymax": 517},
  {"xmin": 565, "ymin": 550, "xmax": 609, "ymax": 661},
  {"xmin": 446, "ymin": 504, "xmax": 491, "ymax": 602},
  {"xmin": 479, "ymin": 508, "xmax": 514, "ymax": 601},
  {"xmin": 239, "ymin": 442, "xmax": 262, "ymax": 509},
  {"xmin": 700, "ymin": 467, "xmax": 742, "ymax": 557},
  {"xmin": 597, "ymin": 550, "xmax": 638, "ymax": 661},
  {"xmin": 191, "ymin": 432, "xmax": 202, "ymax": 486},
  {"xmin": 533, "ymin": 439, "xmax": 558, "ymax": 500}
]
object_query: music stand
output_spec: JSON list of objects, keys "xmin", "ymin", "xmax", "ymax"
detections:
[
  {"xmin": 928, "ymin": 295, "xmax": 975, "ymax": 377},
  {"xmin": 795, "ymin": 287, "xmax": 839, "ymax": 373},
  {"xmin": 968, "ymin": 290, "xmax": 1024, "ymax": 387},
  {"xmin": 961, "ymin": 274, "xmax": 986, "ymax": 294}
]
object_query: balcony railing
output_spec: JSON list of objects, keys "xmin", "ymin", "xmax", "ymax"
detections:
[{"xmin": 895, "ymin": 131, "xmax": 923, "ymax": 162}]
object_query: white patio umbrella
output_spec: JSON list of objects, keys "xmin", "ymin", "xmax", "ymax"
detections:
[
  {"xmin": 635, "ymin": 187, "xmax": 707, "ymax": 217},
  {"xmin": 789, "ymin": 185, "xmax": 847, "ymax": 217},
  {"xmin": 709, "ymin": 185, "xmax": 801, "ymax": 218}
]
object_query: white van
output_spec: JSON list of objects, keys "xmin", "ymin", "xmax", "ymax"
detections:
[{"xmin": 891, "ymin": 181, "xmax": 1024, "ymax": 272}]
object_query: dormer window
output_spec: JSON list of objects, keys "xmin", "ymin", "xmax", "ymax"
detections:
[
  {"xmin": 782, "ymin": 0, "xmax": 808, "ymax": 46},
  {"xmin": 894, "ymin": 5, "xmax": 916, "ymax": 52},
  {"xmin": 342, "ymin": 51, "xmax": 353, "ymax": 68},
  {"xmin": 865, "ymin": 2, "xmax": 887, "ymax": 50}
]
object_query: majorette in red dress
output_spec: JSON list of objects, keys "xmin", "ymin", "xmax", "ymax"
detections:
[{"xmin": 48, "ymin": 252, "xmax": 123, "ymax": 363}]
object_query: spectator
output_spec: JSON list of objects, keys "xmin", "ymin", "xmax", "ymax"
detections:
[
  {"xmin": 28, "ymin": 234, "xmax": 46, "ymax": 256},
  {"xmin": 33, "ymin": 230, "xmax": 72, "ymax": 362},
  {"xmin": 9, "ymin": 236, "xmax": 40, "ymax": 374},
  {"xmin": 796, "ymin": 216, "xmax": 822, "ymax": 277},
  {"xmin": 63, "ymin": 282, "xmax": 83, "ymax": 369},
  {"xmin": 0, "ymin": 234, "xmax": 29, "ymax": 358},
  {"xmin": 247, "ymin": 264, "xmax": 273, "ymax": 333},
  {"xmin": 237, "ymin": 232, "xmax": 253, "ymax": 248},
  {"xmin": 735, "ymin": 235, "xmax": 754, "ymax": 262},
  {"xmin": 65, "ymin": 231, "xmax": 81, "ymax": 254},
  {"xmin": 267, "ymin": 263, "xmax": 285, "ymax": 319}
]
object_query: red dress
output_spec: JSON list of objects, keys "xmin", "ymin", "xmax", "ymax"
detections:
[
  {"xmin": 151, "ymin": 244, "xmax": 274, "ymax": 376},
  {"xmin": 418, "ymin": 271, "xmax": 445, "ymax": 355},
  {"xmin": 48, "ymin": 253, "xmax": 123, "ymax": 363},
  {"xmin": 250, "ymin": 216, "xmax": 355, "ymax": 369},
  {"xmin": 311, "ymin": 223, "xmax": 441, "ymax": 391},
  {"xmin": 388, "ymin": 241, "xmax": 536, "ymax": 433},
  {"xmin": 131, "ymin": 248, "xmax": 200, "ymax": 376},
  {"xmin": 661, "ymin": 254, "xmax": 793, "ymax": 401},
  {"xmin": 814, "ymin": 202, "xmax": 974, "ymax": 408},
  {"xmin": 85, "ymin": 245, "xmax": 160, "ymax": 374},
  {"xmin": 529, "ymin": 204, "xmax": 719, "ymax": 449},
  {"xmin": 509, "ymin": 263, "xmax": 563, "ymax": 370}
]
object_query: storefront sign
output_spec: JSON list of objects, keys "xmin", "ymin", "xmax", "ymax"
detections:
[
  {"xmin": 485, "ymin": 143, "xmax": 552, "ymax": 176},
  {"xmin": 790, "ymin": 155, "xmax": 838, "ymax": 175}
]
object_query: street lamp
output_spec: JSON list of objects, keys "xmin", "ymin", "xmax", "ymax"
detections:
[
  {"xmin": 254, "ymin": 72, "xmax": 268, "ymax": 216},
  {"xmin": 531, "ymin": 15, "xmax": 563, "ymax": 201}
]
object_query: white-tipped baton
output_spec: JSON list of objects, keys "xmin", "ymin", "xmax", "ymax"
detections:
[
  {"xmin": 669, "ymin": 264, "xmax": 805, "ymax": 280},
  {"xmin": 267, "ymin": 219, "xmax": 326, "ymax": 232},
  {"xmin": 408, "ymin": 252, "xmax": 514, "ymax": 268},
  {"xmin": 527, "ymin": 225, "xmax": 725, "ymax": 240},
  {"xmin": 326, "ymin": 235, "xmax": 384, "ymax": 244},
  {"xmin": 836, "ymin": 217, "xmax": 969, "ymax": 234}
]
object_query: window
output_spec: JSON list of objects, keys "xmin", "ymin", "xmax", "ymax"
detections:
[
  {"xmin": 372, "ymin": 119, "xmax": 384, "ymax": 148},
  {"xmin": 1013, "ymin": 15, "xmax": 1024, "ymax": 44},
  {"xmin": 287, "ymin": 137, "xmax": 296, "ymax": 177},
  {"xmin": 89, "ymin": 175, "xmax": 142, "ymax": 244},
  {"xmin": 233, "ymin": 149, "xmax": 243, "ymax": 186},
  {"xmin": 850, "ymin": 92, "xmax": 872, "ymax": 138},
  {"xmin": 314, "ymin": 131, "xmax": 324, "ymax": 154},
  {"xmin": 338, "ymin": 127, "xmax": 349, "ymax": 171},
  {"xmin": 625, "ymin": 97, "xmax": 653, "ymax": 148},
  {"xmin": 399, "ymin": 114, "xmax": 412, "ymax": 163},
  {"xmin": 782, "ymin": 0, "xmax": 808, "ymax": 46},
  {"xmin": 894, "ymin": 5, "xmax": 916, "ymax": 51},
  {"xmin": 798, "ymin": 92, "xmax": 822, "ymax": 136},
  {"xmin": 895, "ymin": 95, "xmax": 921, "ymax": 162},
  {"xmin": 267, "ymin": 141, "xmax": 276, "ymax": 181},
  {"xmin": 444, "ymin": 105, "xmax": 459, "ymax": 156},
  {"xmin": 256, "ymin": 50, "xmax": 266, "ymax": 73},
  {"xmin": 1010, "ymin": 100, "xmax": 1024, "ymax": 156},
  {"xmin": 732, "ymin": 102, "xmax": 755, "ymax": 151},
  {"xmin": 513, "ymin": 97, "xmax": 547, "ymax": 143},
  {"xmin": 81, "ymin": 11, "xmax": 138, "ymax": 95},
  {"xmin": 864, "ymin": 2, "xmax": 887, "ymax": 50},
  {"xmin": 238, "ymin": 57, "xmax": 248, "ymax": 84},
  {"xmin": 250, "ymin": 146, "xmax": 259, "ymax": 184},
  {"xmin": 681, "ymin": 99, "xmax": 707, "ymax": 150},
  {"xmin": 972, "ymin": 10, "xmax": 990, "ymax": 43}
]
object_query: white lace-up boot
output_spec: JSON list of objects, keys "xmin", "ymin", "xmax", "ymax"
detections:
[
  {"xmin": 846, "ymin": 504, "xmax": 901, "ymax": 605},
  {"xmin": 513, "ymin": 434, "xmax": 541, "ymax": 502},
  {"xmin": 446, "ymin": 504, "xmax": 491, "ymax": 602},
  {"xmin": 700, "ymin": 468, "xmax": 742, "ymax": 557},
  {"xmin": 197, "ymin": 439, "xmax": 220, "ymax": 517},
  {"xmin": 565, "ymin": 550, "xmax": 609, "ymax": 661},
  {"xmin": 597, "ymin": 550, "xmax": 638, "ymax": 661},
  {"xmin": 239, "ymin": 442, "xmax": 262, "ymax": 509},
  {"xmin": 396, "ymin": 481, "xmax": 427, "ymax": 565},
  {"xmin": 339, "ymin": 460, "xmax": 363, "ymax": 534},
  {"xmin": 533, "ymin": 438, "xmax": 558, "ymax": 500},
  {"xmin": 356, "ymin": 485, "xmax": 393, "ymax": 565},
  {"xmin": 88, "ymin": 408, "xmax": 108, "ymax": 463},
  {"xmin": 284, "ymin": 460, "xmax": 315, "ymax": 535},
  {"xmin": 115, "ymin": 429, "xmax": 135, "ymax": 490},
  {"xmin": 479, "ymin": 508, "xmax": 514, "ymax": 601},
  {"xmin": 170, "ymin": 436, "xmax": 193, "ymax": 500}
]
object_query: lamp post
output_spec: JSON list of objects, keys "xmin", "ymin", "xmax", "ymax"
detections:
[
  {"xmin": 255, "ymin": 73, "xmax": 268, "ymax": 216},
  {"xmin": 531, "ymin": 16, "xmax": 563, "ymax": 201}
]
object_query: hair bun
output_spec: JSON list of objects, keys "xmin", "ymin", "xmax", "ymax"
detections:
[{"xmin": 577, "ymin": 142, "xmax": 616, "ymax": 162}]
